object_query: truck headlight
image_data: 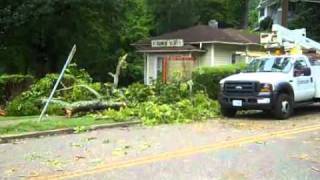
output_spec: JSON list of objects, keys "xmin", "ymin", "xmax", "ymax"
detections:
[{"xmin": 260, "ymin": 83, "xmax": 273, "ymax": 93}]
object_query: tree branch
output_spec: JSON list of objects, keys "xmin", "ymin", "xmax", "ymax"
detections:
[{"xmin": 56, "ymin": 84, "xmax": 102, "ymax": 99}]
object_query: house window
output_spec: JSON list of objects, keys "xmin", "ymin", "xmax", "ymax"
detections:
[
  {"xmin": 232, "ymin": 53, "xmax": 246, "ymax": 64},
  {"xmin": 157, "ymin": 57, "xmax": 164, "ymax": 79},
  {"xmin": 231, "ymin": 54, "xmax": 237, "ymax": 64},
  {"xmin": 260, "ymin": 8, "xmax": 265, "ymax": 17}
]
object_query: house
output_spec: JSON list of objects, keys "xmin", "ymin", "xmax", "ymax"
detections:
[
  {"xmin": 133, "ymin": 24, "xmax": 265, "ymax": 85},
  {"xmin": 258, "ymin": 0, "xmax": 297, "ymax": 25}
]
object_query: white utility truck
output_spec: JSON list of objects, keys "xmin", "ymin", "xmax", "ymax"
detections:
[{"xmin": 218, "ymin": 25, "xmax": 320, "ymax": 119}]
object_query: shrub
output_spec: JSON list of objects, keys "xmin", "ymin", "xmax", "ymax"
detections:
[
  {"xmin": 5, "ymin": 64, "xmax": 98, "ymax": 116},
  {"xmin": 6, "ymin": 74, "xmax": 76, "ymax": 116},
  {"xmin": 6, "ymin": 95, "xmax": 40, "ymax": 116},
  {"xmin": 192, "ymin": 64, "xmax": 246, "ymax": 99},
  {"xmin": 0, "ymin": 74, "xmax": 35, "ymax": 105},
  {"xmin": 154, "ymin": 80, "xmax": 191, "ymax": 104}
]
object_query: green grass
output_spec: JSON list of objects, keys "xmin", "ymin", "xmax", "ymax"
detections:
[
  {"xmin": 0, "ymin": 116, "xmax": 129, "ymax": 136},
  {"xmin": 0, "ymin": 116, "xmax": 40, "ymax": 122}
]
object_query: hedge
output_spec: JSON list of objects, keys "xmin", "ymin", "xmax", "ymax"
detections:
[
  {"xmin": 192, "ymin": 64, "xmax": 246, "ymax": 100},
  {"xmin": 0, "ymin": 74, "xmax": 35, "ymax": 105},
  {"xmin": 5, "ymin": 74, "xmax": 80, "ymax": 116}
]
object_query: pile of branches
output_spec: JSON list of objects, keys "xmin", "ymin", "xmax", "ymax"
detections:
[
  {"xmin": 6, "ymin": 56, "xmax": 129, "ymax": 117},
  {"xmin": 45, "ymin": 84, "xmax": 126, "ymax": 117}
]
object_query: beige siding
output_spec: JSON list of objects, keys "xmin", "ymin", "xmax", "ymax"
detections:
[
  {"xmin": 144, "ymin": 44, "xmax": 266, "ymax": 84},
  {"xmin": 214, "ymin": 44, "xmax": 245, "ymax": 66},
  {"xmin": 198, "ymin": 44, "xmax": 213, "ymax": 67}
]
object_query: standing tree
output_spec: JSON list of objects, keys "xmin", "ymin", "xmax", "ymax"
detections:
[
  {"xmin": 0, "ymin": 0, "xmax": 153, "ymax": 84},
  {"xmin": 289, "ymin": 2, "xmax": 320, "ymax": 41},
  {"xmin": 242, "ymin": 0, "xmax": 250, "ymax": 29},
  {"xmin": 146, "ymin": 0, "xmax": 199, "ymax": 34}
]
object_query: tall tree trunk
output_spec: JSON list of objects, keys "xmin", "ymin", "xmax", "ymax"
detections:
[
  {"xmin": 281, "ymin": 0, "xmax": 289, "ymax": 27},
  {"xmin": 34, "ymin": 26, "xmax": 48, "ymax": 77},
  {"xmin": 241, "ymin": 0, "xmax": 249, "ymax": 29}
]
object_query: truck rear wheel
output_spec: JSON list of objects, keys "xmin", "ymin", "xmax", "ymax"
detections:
[
  {"xmin": 273, "ymin": 93, "xmax": 293, "ymax": 120},
  {"xmin": 221, "ymin": 107, "xmax": 237, "ymax": 118}
]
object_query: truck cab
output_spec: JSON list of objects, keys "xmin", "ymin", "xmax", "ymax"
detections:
[{"xmin": 219, "ymin": 55, "xmax": 320, "ymax": 119}]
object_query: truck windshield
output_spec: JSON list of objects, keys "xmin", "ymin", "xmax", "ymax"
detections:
[{"xmin": 244, "ymin": 57, "xmax": 293, "ymax": 73}]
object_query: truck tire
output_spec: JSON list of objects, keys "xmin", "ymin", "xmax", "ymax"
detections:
[
  {"xmin": 221, "ymin": 107, "xmax": 237, "ymax": 118},
  {"xmin": 273, "ymin": 93, "xmax": 293, "ymax": 120}
]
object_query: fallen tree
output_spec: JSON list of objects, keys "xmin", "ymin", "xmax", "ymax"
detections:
[
  {"xmin": 44, "ymin": 99, "xmax": 126, "ymax": 117},
  {"xmin": 44, "ymin": 84, "xmax": 126, "ymax": 117},
  {"xmin": 64, "ymin": 101, "xmax": 126, "ymax": 117}
]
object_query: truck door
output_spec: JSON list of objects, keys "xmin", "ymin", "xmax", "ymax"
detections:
[{"xmin": 293, "ymin": 58, "xmax": 315, "ymax": 102}]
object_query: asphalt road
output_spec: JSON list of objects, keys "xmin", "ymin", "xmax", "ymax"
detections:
[{"xmin": 1, "ymin": 106, "xmax": 320, "ymax": 180}]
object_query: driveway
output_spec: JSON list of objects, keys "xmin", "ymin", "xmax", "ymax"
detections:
[{"xmin": 0, "ymin": 106, "xmax": 320, "ymax": 180}]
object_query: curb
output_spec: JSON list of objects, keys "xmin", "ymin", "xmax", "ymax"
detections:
[{"xmin": 0, "ymin": 121, "xmax": 141, "ymax": 144}]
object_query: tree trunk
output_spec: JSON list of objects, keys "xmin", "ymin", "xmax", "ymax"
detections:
[
  {"xmin": 64, "ymin": 101, "xmax": 126, "ymax": 117},
  {"xmin": 281, "ymin": 0, "xmax": 289, "ymax": 27},
  {"xmin": 108, "ymin": 54, "xmax": 128, "ymax": 89},
  {"xmin": 241, "ymin": 0, "xmax": 249, "ymax": 29}
]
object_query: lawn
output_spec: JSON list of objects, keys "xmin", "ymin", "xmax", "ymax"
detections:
[{"xmin": 0, "ymin": 116, "xmax": 130, "ymax": 136}]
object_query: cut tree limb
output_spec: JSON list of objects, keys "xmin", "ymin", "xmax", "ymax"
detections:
[
  {"xmin": 43, "ymin": 99, "xmax": 126, "ymax": 117},
  {"xmin": 108, "ymin": 54, "xmax": 128, "ymax": 89},
  {"xmin": 56, "ymin": 84, "xmax": 102, "ymax": 99},
  {"xmin": 65, "ymin": 101, "xmax": 126, "ymax": 117},
  {"xmin": 0, "ymin": 108, "xmax": 6, "ymax": 116}
]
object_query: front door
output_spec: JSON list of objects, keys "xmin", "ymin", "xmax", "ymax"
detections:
[{"xmin": 293, "ymin": 58, "xmax": 315, "ymax": 102}]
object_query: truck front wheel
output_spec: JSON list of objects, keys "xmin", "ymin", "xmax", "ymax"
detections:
[
  {"xmin": 221, "ymin": 107, "xmax": 237, "ymax": 118},
  {"xmin": 273, "ymin": 94, "xmax": 293, "ymax": 120}
]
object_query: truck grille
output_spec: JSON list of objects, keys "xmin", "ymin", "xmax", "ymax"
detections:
[{"xmin": 224, "ymin": 81, "xmax": 259, "ymax": 96}]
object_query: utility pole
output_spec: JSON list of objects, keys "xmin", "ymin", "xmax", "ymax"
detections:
[{"xmin": 281, "ymin": 0, "xmax": 289, "ymax": 27}]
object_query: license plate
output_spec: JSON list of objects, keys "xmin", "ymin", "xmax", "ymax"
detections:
[{"xmin": 232, "ymin": 100, "xmax": 243, "ymax": 107}]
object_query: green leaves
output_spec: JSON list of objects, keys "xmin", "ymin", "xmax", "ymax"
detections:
[
  {"xmin": 146, "ymin": 0, "xmax": 254, "ymax": 34},
  {"xmin": 102, "ymin": 81, "xmax": 220, "ymax": 126},
  {"xmin": 289, "ymin": 2, "xmax": 320, "ymax": 41},
  {"xmin": 4, "ymin": 64, "xmax": 101, "ymax": 116},
  {"xmin": 0, "ymin": 0, "xmax": 150, "ymax": 82},
  {"xmin": 136, "ymin": 92, "xmax": 219, "ymax": 125},
  {"xmin": 192, "ymin": 64, "xmax": 247, "ymax": 99}
]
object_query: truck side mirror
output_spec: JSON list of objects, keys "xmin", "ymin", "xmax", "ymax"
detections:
[{"xmin": 303, "ymin": 67, "xmax": 311, "ymax": 76}]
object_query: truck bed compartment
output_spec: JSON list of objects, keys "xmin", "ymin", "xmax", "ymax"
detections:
[{"xmin": 312, "ymin": 66, "xmax": 320, "ymax": 98}]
